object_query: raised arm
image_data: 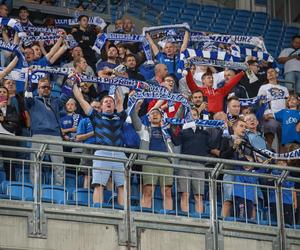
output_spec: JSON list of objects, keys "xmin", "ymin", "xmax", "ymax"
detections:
[
  {"xmin": 45, "ymin": 35, "xmax": 65, "ymax": 61},
  {"xmin": 73, "ymin": 84, "xmax": 92, "ymax": 115},
  {"xmin": 115, "ymin": 87, "xmax": 124, "ymax": 113},
  {"xmin": 48, "ymin": 42, "xmax": 68, "ymax": 65},
  {"xmin": 145, "ymin": 33, "xmax": 159, "ymax": 56},
  {"xmin": 0, "ymin": 56, "xmax": 19, "ymax": 80},
  {"xmin": 186, "ymin": 70, "xmax": 202, "ymax": 93},
  {"xmin": 180, "ymin": 30, "xmax": 190, "ymax": 53},
  {"xmin": 220, "ymin": 71, "xmax": 245, "ymax": 96}
]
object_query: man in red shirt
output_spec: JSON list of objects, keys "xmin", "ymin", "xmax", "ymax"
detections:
[{"xmin": 186, "ymin": 70, "xmax": 245, "ymax": 113}]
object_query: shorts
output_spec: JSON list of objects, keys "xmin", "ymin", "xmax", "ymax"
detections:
[
  {"xmin": 223, "ymin": 174, "xmax": 235, "ymax": 202},
  {"xmin": 177, "ymin": 160, "xmax": 205, "ymax": 195},
  {"xmin": 92, "ymin": 150, "xmax": 126, "ymax": 187},
  {"xmin": 142, "ymin": 157, "xmax": 173, "ymax": 186}
]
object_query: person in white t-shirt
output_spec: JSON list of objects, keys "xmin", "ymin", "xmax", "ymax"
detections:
[
  {"xmin": 258, "ymin": 68, "xmax": 289, "ymax": 150},
  {"xmin": 278, "ymin": 35, "xmax": 300, "ymax": 93}
]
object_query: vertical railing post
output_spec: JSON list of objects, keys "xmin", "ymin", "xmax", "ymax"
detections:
[
  {"xmin": 123, "ymin": 153, "xmax": 137, "ymax": 249},
  {"xmin": 32, "ymin": 143, "xmax": 47, "ymax": 237},
  {"xmin": 209, "ymin": 176, "xmax": 218, "ymax": 250},
  {"xmin": 209, "ymin": 163, "xmax": 223, "ymax": 250},
  {"xmin": 276, "ymin": 168, "xmax": 290, "ymax": 250}
]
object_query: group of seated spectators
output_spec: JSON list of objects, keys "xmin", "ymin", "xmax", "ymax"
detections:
[{"xmin": 0, "ymin": 4, "xmax": 300, "ymax": 224}]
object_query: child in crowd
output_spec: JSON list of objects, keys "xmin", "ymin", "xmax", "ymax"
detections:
[
  {"xmin": 273, "ymin": 93, "xmax": 300, "ymax": 147},
  {"xmin": 233, "ymin": 155, "xmax": 264, "ymax": 220},
  {"xmin": 269, "ymin": 160, "xmax": 297, "ymax": 226},
  {"xmin": 60, "ymin": 98, "xmax": 81, "ymax": 142}
]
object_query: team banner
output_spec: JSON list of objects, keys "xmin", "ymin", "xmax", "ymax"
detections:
[
  {"xmin": 0, "ymin": 17, "xmax": 26, "ymax": 37},
  {"xmin": 92, "ymin": 33, "xmax": 153, "ymax": 63},
  {"xmin": 54, "ymin": 16, "xmax": 107, "ymax": 30}
]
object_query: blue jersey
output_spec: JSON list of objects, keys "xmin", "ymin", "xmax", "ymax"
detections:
[
  {"xmin": 88, "ymin": 109, "xmax": 127, "ymax": 147},
  {"xmin": 156, "ymin": 52, "xmax": 181, "ymax": 80},
  {"xmin": 96, "ymin": 61, "xmax": 117, "ymax": 92},
  {"xmin": 275, "ymin": 109, "xmax": 300, "ymax": 145},
  {"xmin": 233, "ymin": 166, "xmax": 264, "ymax": 202},
  {"xmin": 77, "ymin": 117, "xmax": 95, "ymax": 144},
  {"xmin": 269, "ymin": 169, "xmax": 294, "ymax": 205},
  {"xmin": 60, "ymin": 113, "xmax": 81, "ymax": 140},
  {"xmin": 149, "ymin": 127, "xmax": 168, "ymax": 152}
]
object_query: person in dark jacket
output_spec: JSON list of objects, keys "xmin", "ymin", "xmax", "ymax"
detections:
[
  {"xmin": 25, "ymin": 77, "xmax": 65, "ymax": 186},
  {"xmin": 220, "ymin": 117, "xmax": 250, "ymax": 217},
  {"xmin": 0, "ymin": 85, "xmax": 19, "ymax": 180},
  {"xmin": 72, "ymin": 15, "xmax": 97, "ymax": 71},
  {"xmin": 172, "ymin": 108, "xmax": 212, "ymax": 213}
]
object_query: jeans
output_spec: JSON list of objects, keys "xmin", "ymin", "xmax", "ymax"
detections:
[{"xmin": 285, "ymin": 71, "xmax": 300, "ymax": 94}]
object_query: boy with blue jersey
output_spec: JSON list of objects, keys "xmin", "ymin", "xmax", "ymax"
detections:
[
  {"xmin": 233, "ymin": 155, "xmax": 264, "ymax": 220},
  {"xmin": 269, "ymin": 160, "xmax": 297, "ymax": 226},
  {"xmin": 274, "ymin": 94, "xmax": 300, "ymax": 145},
  {"xmin": 60, "ymin": 98, "xmax": 81, "ymax": 142}
]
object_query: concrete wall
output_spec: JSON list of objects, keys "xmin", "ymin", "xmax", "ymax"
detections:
[
  {"xmin": 223, "ymin": 237, "xmax": 273, "ymax": 250},
  {"xmin": 0, "ymin": 215, "xmax": 119, "ymax": 250},
  {"xmin": 139, "ymin": 229, "xmax": 206, "ymax": 250}
]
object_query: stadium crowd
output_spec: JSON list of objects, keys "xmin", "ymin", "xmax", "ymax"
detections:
[{"xmin": 0, "ymin": 4, "xmax": 300, "ymax": 223}]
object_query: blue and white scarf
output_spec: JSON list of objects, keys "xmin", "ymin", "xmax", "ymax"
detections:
[
  {"xmin": 92, "ymin": 33, "xmax": 153, "ymax": 63},
  {"xmin": 259, "ymin": 148, "xmax": 300, "ymax": 160},
  {"xmin": 0, "ymin": 41, "xmax": 27, "ymax": 66},
  {"xmin": 22, "ymin": 34, "xmax": 78, "ymax": 49},
  {"xmin": 142, "ymin": 23, "xmax": 190, "ymax": 36},
  {"xmin": 0, "ymin": 67, "xmax": 27, "ymax": 81},
  {"xmin": 55, "ymin": 16, "xmax": 106, "ymax": 30},
  {"xmin": 164, "ymin": 118, "xmax": 225, "ymax": 128},
  {"xmin": 0, "ymin": 17, "xmax": 26, "ymax": 37}
]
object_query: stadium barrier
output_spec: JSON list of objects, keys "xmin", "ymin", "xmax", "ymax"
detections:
[{"xmin": 0, "ymin": 134, "xmax": 300, "ymax": 249}]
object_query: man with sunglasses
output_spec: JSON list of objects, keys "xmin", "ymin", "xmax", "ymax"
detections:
[{"xmin": 25, "ymin": 76, "xmax": 65, "ymax": 186}]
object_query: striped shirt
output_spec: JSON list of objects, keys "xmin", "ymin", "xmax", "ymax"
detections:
[{"xmin": 88, "ymin": 109, "xmax": 127, "ymax": 147}]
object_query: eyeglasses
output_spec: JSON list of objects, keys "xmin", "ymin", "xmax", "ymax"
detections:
[{"xmin": 39, "ymin": 85, "xmax": 51, "ymax": 89}]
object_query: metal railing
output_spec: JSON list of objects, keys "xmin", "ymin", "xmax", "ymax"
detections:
[{"xmin": 0, "ymin": 134, "xmax": 300, "ymax": 249}]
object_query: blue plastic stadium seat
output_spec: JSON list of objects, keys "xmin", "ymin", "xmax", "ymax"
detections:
[
  {"xmin": 219, "ymin": 7, "xmax": 235, "ymax": 16},
  {"xmin": 182, "ymin": 8, "xmax": 199, "ymax": 16},
  {"xmin": 202, "ymin": 5, "xmax": 219, "ymax": 13},
  {"xmin": 0, "ymin": 169, "xmax": 6, "ymax": 185},
  {"xmin": 1, "ymin": 181, "xmax": 33, "ymax": 201},
  {"xmin": 41, "ymin": 185, "xmax": 67, "ymax": 204},
  {"xmin": 236, "ymin": 9, "xmax": 252, "ymax": 18},
  {"xmin": 15, "ymin": 168, "xmax": 31, "ymax": 184},
  {"xmin": 253, "ymin": 11, "xmax": 268, "ymax": 19},
  {"xmin": 66, "ymin": 173, "xmax": 77, "ymax": 189},
  {"xmin": 161, "ymin": 16, "xmax": 175, "ymax": 25},
  {"xmin": 68, "ymin": 188, "xmax": 93, "ymax": 206}
]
